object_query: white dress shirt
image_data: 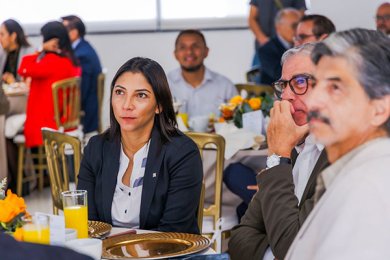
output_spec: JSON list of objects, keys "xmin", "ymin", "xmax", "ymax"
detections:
[
  {"xmin": 111, "ymin": 140, "xmax": 150, "ymax": 228},
  {"xmin": 286, "ymin": 137, "xmax": 390, "ymax": 260},
  {"xmin": 263, "ymin": 134, "xmax": 324, "ymax": 260},
  {"xmin": 292, "ymin": 134, "xmax": 324, "ymax": 203},
  {"xmin": 167, "ymin": 67, "xmax": 237, "ymax": 119}
]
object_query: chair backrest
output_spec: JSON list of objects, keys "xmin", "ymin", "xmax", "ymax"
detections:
[
  {"xmin": 197, "ymin": 181, "xmax": 205, "ymax": 233},
  {"xmin": 97, "ymin": 72, "xmax": 105, "ymax": 133},
  {"xmin": 235, "ymin": 83, "xmax": 274, "ymax": 97},
  {"xmin": 186, "ymin": 132, "xmax": 225, "ymax": 232},
  {"xmin": 42, "ymin": 128, "xmax": 82, "ymax": 214},
  {"xmin": 52, "ymin": 77, "xmax": 81, "ymax": 131},
  {"xmin": 246, "ymin": 66, "xmax": 261, "ymax": 83}
]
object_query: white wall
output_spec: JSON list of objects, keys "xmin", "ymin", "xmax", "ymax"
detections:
[
  {"xmin": 27, "ymin": 0, "xmax": 384, "ymax": 129},
  {"xmin": 310, "ymin": 0, "xmax": 383, "ymax": 31}
]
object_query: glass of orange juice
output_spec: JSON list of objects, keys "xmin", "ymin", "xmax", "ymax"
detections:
[
  {"xmin": 22, "ymin": 214, "xmax": 50, "ymax": 244},
  {"xmin": 62, "ymin": 190, "xmax": 88, "ymax": 238}
]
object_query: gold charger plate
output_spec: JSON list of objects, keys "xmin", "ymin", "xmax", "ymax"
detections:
[
  {"xmin": 102, "ymin": 232, "xmax": 210, "ymax": 259},
  {"xmin": 88, "ymin": 220, "xmax": 112, "ymax": 238}
]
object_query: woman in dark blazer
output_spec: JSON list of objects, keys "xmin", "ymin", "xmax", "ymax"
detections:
[{"xmin": 77, "ymin": 57, "xmax": 203, "ymax": 234}]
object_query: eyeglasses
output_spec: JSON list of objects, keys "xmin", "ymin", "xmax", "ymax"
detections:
[
  {"xmin": 293, "ymin": 34, "xmax": 316, "ymax": 43},
  {"xmin": 272, "ymin": 74, "xmax": 315, "ymax": 99},
  {"xmin": 376, "ymin": 15, "xmax": 390, "ymax": 22}
]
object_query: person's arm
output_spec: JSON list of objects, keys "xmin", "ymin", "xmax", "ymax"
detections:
[
  {"xmin": 229, "ymin": 177, "xmax": 269, "ymax": 260},
  {"xmin": 77, "ymin": 137, "xmax": 99, "ymax": 220},
  {"xmin": 0, "ymin": 233, "xmax": 92, "ymax": 260},
  {"xmin": 257, "ymin": 165, "xmax": 314, "ymax": 259},
  {"xmin": 0, "ymin": 87, "xmax": 9, "ymax": 115},
  {"xmin": 156, "ymin": 138, "xmax": 203, "ymax": 234},
  {"xmin": 18, "ymin": 53, "xmax": 62, "ymax": 79},
  {"xmin": 248, "ymin": 5, "xmax": 269, "ymax": 46}
]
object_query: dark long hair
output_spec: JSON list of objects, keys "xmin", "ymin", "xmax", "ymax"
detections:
[
  {"xmin": 2, "ymin": 19, "xmax": 30, "ymax": 48},
  {"xmin": 108, "ymin": 57, "xmax": 178, "ymax": 143},
  {"xmin": 40, "ymin": 21, "xmax": 78, "ymax": 66}
]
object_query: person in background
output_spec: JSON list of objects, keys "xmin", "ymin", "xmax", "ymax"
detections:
[
  {"xmin": 258, "ymin": 8, "xmax": 301, "ymax": 85},
  {"xmin": 0, "ymin": 19, "xmax": 35, "ymax": 193},
  {"xmin": 0, "ymin": 19, "xmax": 34, "ymax": 84},
  {"xmin": 376, "ymin": 2, "xmax": 390, "ymax": 36},
  {"xmin": 228, "ymin": 43, "xmax": 329, "ymax": 260},
  {"xmin": 18, "ymin": 21, "xmax": 80, "ymax": 148},
  {"xmin": 167, "ymin": 29, "xmax": 237, "ymax": 120},
  {"xmin": 286, "ymin": 28, "xmax": 390, "ymax": 260},
  {"xmin": 0, "ymin": 87, "xmax": 10, "ymax": 181},
  {"xmin": 248, "ymin": 0, "xmax": 305, "ymax": 75},
  {"xmin": 0, "ymin": 232, "xmax": 92, "ymax": 260},
  {"xmin": 61, "ymin": 15, "xmax": 102, "ymax": 140},
  {"xmin": 77, "ymin": 57, "xmax": 203, "ymax": 234},
  {"xmin": 293, "ymin": 14, "xmax": 336, "ymax": 46}
]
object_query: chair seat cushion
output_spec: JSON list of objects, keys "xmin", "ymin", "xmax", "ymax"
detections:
[{"xmin": 5, "ymin": 114, "xmax": 26, "ymax": 138}]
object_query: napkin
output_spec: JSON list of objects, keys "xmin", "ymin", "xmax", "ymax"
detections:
[{"xmin": 215, "ymin": 122, "xmax": 264, "ymax": 160}]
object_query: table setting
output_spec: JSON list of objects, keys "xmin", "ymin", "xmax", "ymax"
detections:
[{"xmin": 0, "ymin": 178, "xmax": 213, "ymax": 259}]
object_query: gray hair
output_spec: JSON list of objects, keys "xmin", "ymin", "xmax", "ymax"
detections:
[
  {"xmin": 281, "ymin": 42, "xmax": 317, "ymax": 65},
  {"xmin": 274, "ymin": 8, "xmax": 300, "ymax": 26},
  {"xmin": 311, "ymin": 28, "xmax": 390, "ymax": 134}
]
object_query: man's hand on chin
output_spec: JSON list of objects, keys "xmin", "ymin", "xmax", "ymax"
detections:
[{"xmin": 267, "ymin": 100, "xmax": 309, "ymax": 157}]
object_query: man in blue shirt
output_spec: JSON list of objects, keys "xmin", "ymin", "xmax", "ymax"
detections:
[{"xmin": 61, "ymin": 15, "xmax": 102, "ymax": 137}]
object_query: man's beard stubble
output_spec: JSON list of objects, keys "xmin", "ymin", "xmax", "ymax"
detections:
[{"xmin": 181, "ymin": 63, "xmax": 204, "ymax": 73}]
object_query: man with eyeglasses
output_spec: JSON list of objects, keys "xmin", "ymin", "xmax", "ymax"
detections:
[
  {"xmin": 228, "ymin": 43, "xmax": 329, "ymax": 260},
  {"xmin": 293, "ymin": 14, "xmax": 336, "ymax": 47},
  {"xmin": 376, "ymin": 2, "xmax": 390, "ymax": 36}
]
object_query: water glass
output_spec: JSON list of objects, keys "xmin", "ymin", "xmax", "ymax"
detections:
[{"xmin": 22, "ymin": 214, "xmax": 50, "ymax": 244}]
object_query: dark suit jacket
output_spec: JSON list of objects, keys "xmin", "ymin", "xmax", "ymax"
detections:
[
  {"xmin": 258, "ymin": 36, "xmax": 288, "ymax": 85},
  {"xmin": 0, "ymin": 232, "xmax": 92, "ymax": 260},
  {"xmin": 77, "ymin": 127, "xmax": 203, "ymax": 234},
  {"xmin": 229, "ymin": 149, "xmax": 329, "ymax": 260},
  {"xmin": 74, "ymin": 39, "xmax": 102, "ymax": 133}
]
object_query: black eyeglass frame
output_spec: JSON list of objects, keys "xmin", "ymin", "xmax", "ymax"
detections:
[{"xmin": 271, "ymin": 73, "xmax": 315, "ymax": 99}]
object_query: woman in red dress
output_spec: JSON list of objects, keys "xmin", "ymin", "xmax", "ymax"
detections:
[{"xmin": 18, "ymin": 21, "xmax": 80, "ymax": 148}]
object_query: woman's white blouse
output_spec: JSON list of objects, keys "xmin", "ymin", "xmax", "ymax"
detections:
[{"xmin": 111, "ymin": 140, "xmax": 150, "ymax": 228}]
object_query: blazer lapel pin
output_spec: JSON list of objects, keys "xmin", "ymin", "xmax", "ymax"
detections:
[{"xmin": 152, "ymin": 173, "xmax": 157, "ymax": 178}]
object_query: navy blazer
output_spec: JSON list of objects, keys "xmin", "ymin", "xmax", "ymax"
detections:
[
  {"xmin": 258, "ymin": 36, "xmax": 288, "ymax": 85},
  {"xmin": 0, "ymin": 233, "xmax": 92, "ymax": 260},
  {"xmin": 77, "ymin": 127, "xmax": 203, "ymax": 234},
  {"xmin": 74, "ymin": 38, "xmax": 102, "ymax": 133}
]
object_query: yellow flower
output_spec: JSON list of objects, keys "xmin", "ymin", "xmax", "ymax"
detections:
[
  {"xmin": 0, "ymin": 190, "xmax": 26, "ymax": 223},
  {"xmin": 229, "ymin": 95, "xmax": 243, "ymax": 105},
  {"xmin": 248, "ymin": 97, "xmax": 262, "ymax": 110}
]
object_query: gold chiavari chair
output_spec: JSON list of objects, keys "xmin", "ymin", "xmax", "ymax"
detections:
[
  {"xmin": 42, "ymin": 128, "xmax": 82, "ymax": 215},
  {"xmin": 186, "ymin": 132, "xmax": 237, "ymax": 253},
  {"xmin": 235, "ymin": 83, "xmax": 274, "ymax": 97},
  {"xmin": 15, "ymin": 77, "xmax": 81, "ymax": 196},
  {"xmin": 97, "ymin": 72, "xmax": 105, "ymax": 133}
]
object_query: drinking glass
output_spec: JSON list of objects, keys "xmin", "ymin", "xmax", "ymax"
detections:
[
  {"xmin": 22, "ymin": 214, "xmax": 50, "ymax": 244},
  {"xmin": 62, "ymin": 190, "xmax": 88, "ymax": 238}
]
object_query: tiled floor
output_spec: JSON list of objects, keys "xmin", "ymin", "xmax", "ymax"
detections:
[{"xmin": 24, "ymin": 187, "xmax": 53, "ymax": 214}]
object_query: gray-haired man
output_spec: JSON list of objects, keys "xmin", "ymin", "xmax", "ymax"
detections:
[
  {"xmin": 229, "ymin": 43, "xmax": 330, "ymax": 260},
  {"xmin": 286, "ymin": 28, "xmax": 390, "ymax": 259}
]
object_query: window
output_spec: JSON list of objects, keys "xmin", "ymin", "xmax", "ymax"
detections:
[{"xmin": 1, "ymin": 0, "xmax": 249, "ymax": 34}]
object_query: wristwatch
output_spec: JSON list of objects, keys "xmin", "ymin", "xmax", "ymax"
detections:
[{"xmin": 266, "ymin": 153, "xmax": 291, "ymax": 169}]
